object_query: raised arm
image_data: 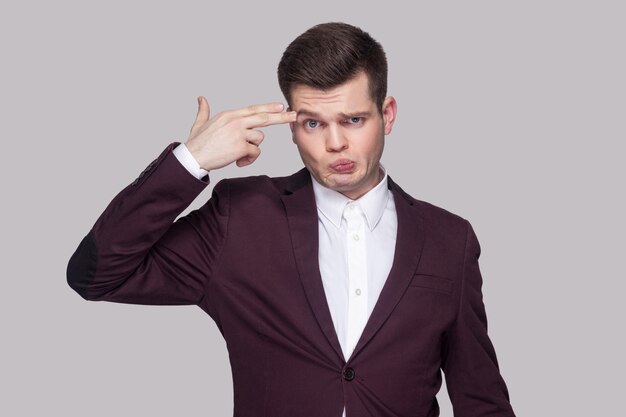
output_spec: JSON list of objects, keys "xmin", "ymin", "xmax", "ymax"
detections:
[{"xmin": 66, "ymin": 97, "xmax": 297, "ymax": 305}]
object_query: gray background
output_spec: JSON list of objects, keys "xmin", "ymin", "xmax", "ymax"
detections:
[{"xmin": 1, "ymin": 0, "xmax": 624, "ymax": 416}]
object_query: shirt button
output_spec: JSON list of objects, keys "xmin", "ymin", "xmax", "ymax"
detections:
[
  {"xmin": 343, "ymin": 367, "xmax": 356, "ymax": 381},
  {"xmin": 353, "ymin": 234, "xmax": 360, "ymax": 241},
  {"xmin": 355, "ymin": 288, "xmax": 362, "ymax": 296}
]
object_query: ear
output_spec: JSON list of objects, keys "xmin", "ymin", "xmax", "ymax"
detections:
[{"xmin": 381, "ymin": 96, "xmax": 397, "ymax": 135}]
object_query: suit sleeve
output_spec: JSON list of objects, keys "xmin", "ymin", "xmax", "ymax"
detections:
[
  {"xmin": 441, "ymin": 220, "xmax": 516, "ymax": 417},
  {"xmin": 66, "ymin": 142, "xmax": 229, "ymax": 306}
]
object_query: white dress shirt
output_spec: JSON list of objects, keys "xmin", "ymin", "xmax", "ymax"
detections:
[
  {"xmin": 310, "ymin": 171, "xmax": 397, "ymax": 361},
  {"xmin": 173, "ymin": 143, "xmax": 398, "ymax": 417}
]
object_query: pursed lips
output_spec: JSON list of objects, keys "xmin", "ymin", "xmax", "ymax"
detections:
[{"xmin": 330, "ymin": 159, "xmax": 355, "ymax": 173}]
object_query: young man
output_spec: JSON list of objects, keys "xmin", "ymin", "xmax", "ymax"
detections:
[{"xmin": 68, "ymin": 22, "xmax": 516, "ymax": 417}]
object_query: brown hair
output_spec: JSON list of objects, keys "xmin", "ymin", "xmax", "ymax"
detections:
[{"xmin": 277, "ymin": 22, "xmax": 388, "ymax": 112}]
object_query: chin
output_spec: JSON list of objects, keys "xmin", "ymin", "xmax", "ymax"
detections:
[
  {"xmin": 315, "ymin": 169, "xmax": 362, "ymax": 192},
  {"xmin": 326, "ymin": 175, "xmax": 355, "ymax": 187},
  {"xmin": 329, "ymin": 180, "xmax": 361, "ymax": 194}
]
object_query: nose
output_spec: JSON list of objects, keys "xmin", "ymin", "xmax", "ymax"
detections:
[{"xmin": 325, "ymin": 125, "xmax": 348, "ymax": 152}]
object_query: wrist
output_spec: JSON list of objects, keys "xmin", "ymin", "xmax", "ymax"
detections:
[{"xmin": 173, "ymin": 143, "xmax": 209, "ymax": 179}]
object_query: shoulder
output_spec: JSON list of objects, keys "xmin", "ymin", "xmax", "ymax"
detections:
[
  {"xmin": 209, "ymin": 170, "xmax": 307, "ymax": 213},
  {"xmin": 214, "ymin": 167, "xmax": 308, "ymax": 195},
  {"xmin": 213, "ymin": 172, "xmax": 294, "ymax": 195},
  {"xmin": 389, "ymin": 176, "xmax": 472, "ymax": 241}
]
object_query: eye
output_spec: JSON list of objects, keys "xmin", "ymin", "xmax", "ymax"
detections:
[
  {"xmin": 305, "ymin": 119, "xmax": 319, "ymax": 129},
  {"xmin": 347, "ymin": 117, "xmax": 363, "ymax": 124}
]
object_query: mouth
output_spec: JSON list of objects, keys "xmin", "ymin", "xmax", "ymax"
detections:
[{"xmin": 330, "ymin": 159, "xmax": 355, "ymax": 173}]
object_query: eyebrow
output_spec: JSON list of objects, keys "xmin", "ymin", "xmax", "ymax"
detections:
[{"xmin": 295, "ymin": 108, "xmax": 373, "ymax": 120}]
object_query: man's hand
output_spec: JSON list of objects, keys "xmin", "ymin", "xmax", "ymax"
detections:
[{"xmin": 185, "ymin": 96, "xmax": 297, "ymax": 171}]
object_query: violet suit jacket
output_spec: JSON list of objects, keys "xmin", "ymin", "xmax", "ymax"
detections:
[{"xmin": 67, "ymin": 143, "xmax": 515, "ymax": 417}]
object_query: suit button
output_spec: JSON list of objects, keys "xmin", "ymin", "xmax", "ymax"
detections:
[{"xmin": 343, "ymin": 367, "xmax": 355, "ymax": 381}]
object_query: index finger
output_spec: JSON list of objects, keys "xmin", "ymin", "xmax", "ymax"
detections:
[
  {"xmin": 231, "ymin": 102, "xmax": 286, "ymax": 118},
  {"xmin": 242, "ymin": 110, "xmax": 298, "ymax": 128}
]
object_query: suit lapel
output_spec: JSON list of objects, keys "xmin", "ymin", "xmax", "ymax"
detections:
[
  {"xmin": 280, "ymin": 169, "xmax": 346, "ymax": 362},
  {"xmin": 346, "ymin": 176, "xmax": 425, "ymax": 362}
]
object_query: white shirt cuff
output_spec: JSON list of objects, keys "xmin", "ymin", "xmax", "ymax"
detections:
[{"xmin": 173, "ymin": 143, "xmax": 209, "ymax": 179}]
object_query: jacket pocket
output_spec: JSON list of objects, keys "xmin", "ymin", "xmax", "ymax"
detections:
[{"xmin": 409, "ymin": 274, "xmax": 453, "ymax": 294}]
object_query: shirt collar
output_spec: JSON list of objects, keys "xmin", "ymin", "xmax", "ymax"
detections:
[{"xmin": 310, "ymin": 165, "xmax": 390, "ymax": 231}]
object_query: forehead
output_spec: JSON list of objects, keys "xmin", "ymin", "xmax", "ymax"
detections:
[{"xmin": 290, "ymin": 71, "xmax": 375, "ymax": 115}]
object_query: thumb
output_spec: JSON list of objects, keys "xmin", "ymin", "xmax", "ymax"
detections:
[{"xmin": 192, "ymin": 96, "xmax": 211, "ymax": 128}]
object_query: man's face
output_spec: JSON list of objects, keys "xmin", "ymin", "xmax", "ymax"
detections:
[{"xmin": 289, "ymin": 71, "xmax": 397, "ymax": 200}]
